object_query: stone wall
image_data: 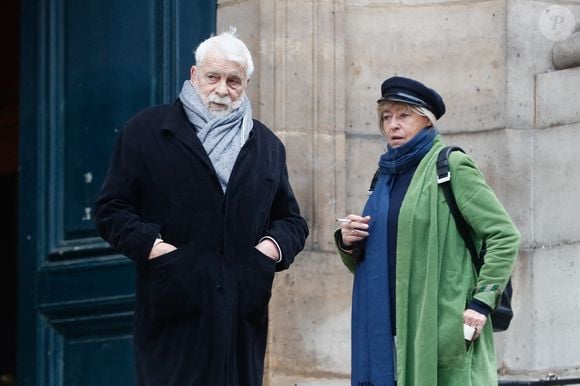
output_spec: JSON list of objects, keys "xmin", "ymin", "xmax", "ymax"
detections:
[
  {"xmin": 498, "ymin": 1, "xmax": 580, "ymax": 378},
  {"xmin": 218, "ymin": 0, "xmax": 580, "ymax": 383}
]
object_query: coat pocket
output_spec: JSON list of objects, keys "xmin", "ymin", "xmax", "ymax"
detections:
[
  {"xmin": 146, "ymin": 244, "xmax": 203, "ymax": 322},
  {"xmin": 437, "ymin": 270, "xmax": 472, "ymax": 364},
  {"xmin": 242, "ymin": 248, "xmax": 276, "ymax": 326}
]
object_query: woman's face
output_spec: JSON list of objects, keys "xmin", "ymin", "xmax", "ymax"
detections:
[{"xmin": 380, "ymin": 102, "xmax": 431, "ymax": 148}]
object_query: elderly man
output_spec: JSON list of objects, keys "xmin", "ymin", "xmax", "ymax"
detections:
[{"xmin": 94, "ymin": 30, "xmax": 309, "ymax": 386}]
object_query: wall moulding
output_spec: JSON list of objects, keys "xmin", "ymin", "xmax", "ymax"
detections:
[{"xmin": 258, "ymin": 0, "xmax": 348, "ymax": 252}]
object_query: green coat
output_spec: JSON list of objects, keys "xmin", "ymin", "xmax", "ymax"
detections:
[{"xmin": 336, "ymin": 137, "xmax": 520, "ymax": 385}]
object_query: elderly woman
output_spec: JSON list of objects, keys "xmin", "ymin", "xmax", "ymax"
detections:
[{"xmin": 335, "ymin": 76, "xmax": 520, "ymax": 386}]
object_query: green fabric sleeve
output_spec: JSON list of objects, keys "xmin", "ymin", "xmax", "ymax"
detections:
[
  {"xmin": 449, "ymin": 151, "xmax": 520, "ymax": 310},
  {"xmin": 333, "ymin": 229, "xmax": 356, "ymax": 274}
]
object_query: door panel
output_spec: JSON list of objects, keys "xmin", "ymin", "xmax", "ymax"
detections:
[
  {"xmin": 62, "ymin": 0, "xmax": 156, "ymax": 241},
  {"xmin": 19, "ymin": 0, "xmax": 216, "ymax": 384}
]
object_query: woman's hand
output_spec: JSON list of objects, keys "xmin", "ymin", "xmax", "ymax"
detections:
[
  {"xmin": 463, "ymin": 309, "xmax": 487, "ymax": 340},
  {"xmin": 339, "ymin": 215, "xmax": 371, "ymax": 246}
]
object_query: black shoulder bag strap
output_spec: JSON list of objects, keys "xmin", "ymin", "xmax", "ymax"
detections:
[
  {"xmin": 437, "ymin": 145, "xmax": 515, "ymax": 333},
  {"xmin": 436, "ymin": 146, "xmax": 483, "ymax": 271},
  {"xmin": 368, "ymin": 168, "xmax": 380, "ymax": 195}
]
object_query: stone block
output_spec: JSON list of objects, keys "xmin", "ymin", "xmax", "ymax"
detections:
[
  {"xmin": 282, "ymin": 131, "xmax": 315, "ymax": 250},
  {"xmin": 536, "ymin": 66, "xmax": 580, "ymax": 128},
  {"xmin": 532, "ymin": 122, "xmax": 580, "ymax": 244},
  {"xmin": 345, "ymin": 134, "xmax": 385, "ymax": 214},
  {"xmin": 506, "ymin": 0, "xmax": 567, "ymax": 128},
  {"xmin": 268, "ymin": 250, "xmax": 353, "ymax": 377},
  {"xmin": 529, "ymin": 243, "xmax": 580, "ymax": 370},
  {"xmin": 494, "ymin": 248, "xmax": 534, "ymax": 374},
  {"xmin": 264, "ymin": 0, "xmax": 345, "ymax": 133},
  {"xmin": 553, "ymin": 31, "xmax": 580, "ymax": 70},
  {"xmin": 282, "ymin": 1, "xmax": 319, "ymax": 132},
  {"xmin": 345, "ymin": 1, "xmax": 507, "ymax": 135},
  {"xmin": 312, "ymin": 132, "xmax": 348, "ymax": 251}
]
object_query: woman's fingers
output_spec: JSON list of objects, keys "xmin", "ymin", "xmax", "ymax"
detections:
[
  {"xmin": 340, "ymin": 215, "xmax": 371, "ymax": 245},
  {"xmin": 463, "ymin": 309, "xmax": 488, "ymax": 339}
]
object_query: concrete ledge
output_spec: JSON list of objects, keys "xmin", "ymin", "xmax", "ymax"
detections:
[
  {"xmin": 553, "ymin": 31, "xmax": 580, "ymax": 70},
  {"xmin": 535, "ymin": 66, "xmax": 580, "ymax": 128}
]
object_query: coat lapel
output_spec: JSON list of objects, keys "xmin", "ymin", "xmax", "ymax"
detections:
[{"xmin": 161, "ymin": 99, "xmax": 214, "ymax": 170}]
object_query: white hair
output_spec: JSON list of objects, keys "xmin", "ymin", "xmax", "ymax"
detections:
[{"xmin": 194, "ymin": 27, "xmax": 254, "ymax": 79}]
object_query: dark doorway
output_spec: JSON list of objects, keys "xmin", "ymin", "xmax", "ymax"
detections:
[
  {"xmin": 0, "ymin": 0, "xmax": 19, "ymax": 385},
  {"xmin": 18, "ymin": 1, "xmax": 215, "ymax": 384}
]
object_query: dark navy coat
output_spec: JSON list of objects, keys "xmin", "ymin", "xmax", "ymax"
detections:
[{"xmin": 94, "ymin": 100, "xmax": 309, "ymax": 386}]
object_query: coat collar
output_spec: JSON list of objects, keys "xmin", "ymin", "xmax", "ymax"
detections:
[
  {"xmin": 160, "ymin": 99, "xmax": 258, "ymax": 173},
  {"xmin": 161, "ymin": 99, "xmax": 213, "ymax": 168}
]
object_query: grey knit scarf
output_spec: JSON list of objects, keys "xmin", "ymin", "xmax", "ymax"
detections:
[{"xmin": 179, "ymin": 80, "xmax": 253, "ymax": 192}]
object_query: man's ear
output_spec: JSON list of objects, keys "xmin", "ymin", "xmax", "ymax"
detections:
[{"xmin": 190, "ymin": 65, "xmax": 197, "ymax": 81}]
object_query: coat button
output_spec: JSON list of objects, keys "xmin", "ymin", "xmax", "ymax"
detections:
[{"xmin": 216, "ymin": 284, "xmax": 222, "ymax": 291}]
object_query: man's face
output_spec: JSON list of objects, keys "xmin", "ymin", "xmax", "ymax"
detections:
[{"xmin": 190, "ymin": 51, "xmax": 248, "ymax": 117}]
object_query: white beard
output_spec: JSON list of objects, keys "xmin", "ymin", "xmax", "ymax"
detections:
[
  {"xmin": 209, "ymin": 108, "xmax": 232, "ymax": 119},
  {"xmin": 191, "ymin": 81, "xmax": 244, "ymax": 119},
  {"xmin": 207, "ymin": 94, "xmax": 233, "ymax": 118}
]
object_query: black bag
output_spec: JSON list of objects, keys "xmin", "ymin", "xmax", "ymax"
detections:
[{"xmin": 436, "ymin": 146, "xmax": 513, "ymax": 332}]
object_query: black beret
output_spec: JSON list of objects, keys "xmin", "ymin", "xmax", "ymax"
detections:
[{"xmin": 377, "ymin": 76, "xmax": 446, "ymax": 119}]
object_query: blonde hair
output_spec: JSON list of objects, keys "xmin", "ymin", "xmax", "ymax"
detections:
[{"xmin": 377, "ymin": 101, "xmax": 436, "ymax": 134}]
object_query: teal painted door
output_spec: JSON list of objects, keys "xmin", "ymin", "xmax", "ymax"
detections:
[{"xmin": 19, "ymin": 1, "xmax": 215, "ymax": 385}]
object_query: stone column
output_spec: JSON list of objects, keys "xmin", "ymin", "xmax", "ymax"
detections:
[
  {"xmin": 259, "ymin": 0, "xmax": 347, "ymax": 252},
  {"xmin": 258, "ymin": 1, "xmax": 351, "ymax": 384}
]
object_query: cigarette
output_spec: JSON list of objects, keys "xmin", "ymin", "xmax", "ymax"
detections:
[{"xmin": 336, "ymin": 218, "xmax": 352, "ymax": 223}]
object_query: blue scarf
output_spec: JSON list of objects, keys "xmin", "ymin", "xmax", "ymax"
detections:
[{"xmin": 351, "ymin": 128, "xmax": 436, "ymax": 386}]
